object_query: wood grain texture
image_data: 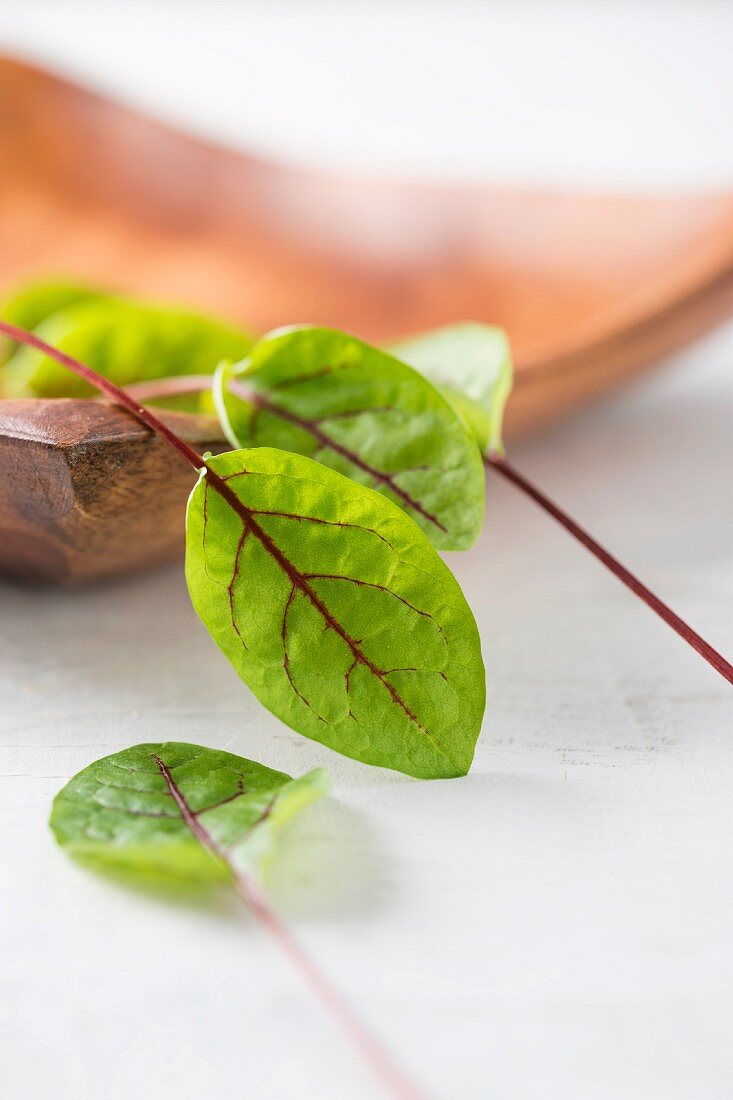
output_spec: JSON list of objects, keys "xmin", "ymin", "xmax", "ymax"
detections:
[
  {"xmin": 2, "ymin": 55, "xmax": 733, "ymax": 437},
  {"xmin": 1, "ymin": 55, "xmax": 733, "ymax": 583},
  {"xmin": 0, "ymin": 399, "xmax": 220, "ymax": 584}
]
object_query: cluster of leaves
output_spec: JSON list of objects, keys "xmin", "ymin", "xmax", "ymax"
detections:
[
  {"xmin": 7, "ymin": 279, "xmax": 723, "ymax": 1099},
  {"xmin": 2, "ymin": 280, "xmax": 513, "ymax": 780}
]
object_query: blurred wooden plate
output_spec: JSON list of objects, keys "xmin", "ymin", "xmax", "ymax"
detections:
[{"xmin": 1, "ymin": 56, "xmax": 733, "ymax": 582}]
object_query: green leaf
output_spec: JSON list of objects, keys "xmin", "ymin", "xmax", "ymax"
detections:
[
  {"xmin": 214, "ymin": 326, "xmax": 485, "ymax": 551},
  {"xmin": 0, "ymin": 277, "xmax": 103, "ymax": 332},
  {"xmin": 50, "ymin": 741, "xmax": 328, "ymax": 885},
  {"xmin": 0, "ymin": 278, "xmax": 103, "ymax": 369},
  {"xmin": 186, "ymin": 447, "xmax": 485, "ymax": 779},
  {"xmin": 49, "ymin": 744, "xmax": 424, "ymax": 1091},
  {"xmin": 3, "ymin": 295, "xmax": 252, "ymax": 402},
  {"xmin": 391, "ymin": 322, "xmax": 513, "ymax": 454}
]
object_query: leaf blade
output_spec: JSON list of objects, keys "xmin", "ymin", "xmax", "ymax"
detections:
[
  {"xmin": 0, "ymin": 278, "xmax": 102, "ymax": 338},
  {"xmin": 214, "ymin": 326, "xmax": 485, "ymax": 550},
  {"xmin": 391, "ymin": 322, "xmax": 513, "ymax": 454},
  {"xmin": 50, "ymin": 741, "xmax": 328, "ymax": 884},
  {"xmin": 186, "ymin": 448, "xmax": 485, "ymax": 779},
  {"xmin": 4, "ymin": 295, "xmax": 252, "ymax": 403}
]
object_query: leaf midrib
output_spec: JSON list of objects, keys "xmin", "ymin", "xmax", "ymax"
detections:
[
  {"xmin": 230, "ymin": 379, "xmax": 448, "ymax": 534},
  {"xmin": 203, "ymin": 471, "xmax": 458, "ymax": 770},
  {"xmin": 153, "ymin": 754, "xmax": 229, "ymax": 863}
]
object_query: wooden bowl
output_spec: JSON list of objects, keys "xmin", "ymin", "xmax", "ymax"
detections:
[
  {"xmin": 1, "ymin": 55, "xmax": 733, "ymax": 582},
  {"xmin": 0, "ymin": 400, "xmax": 222, "ymax": 584}
]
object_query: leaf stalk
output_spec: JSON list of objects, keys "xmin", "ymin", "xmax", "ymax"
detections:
[
  {"xmin": 2, "ymin": 317, "xmax": 728, "ymax": 686},
  {"xmin": 486, "ymin": 453, "xmax": 733, "ymax": 685},
  {"xmin": 236, "ymin": 873, "xmax": 431, "ymax": 1100},
  {"xmin": 153, "ymin": 751, "xmax": 429, "ymax": 1100},
  {"xmin": 0, "ymin": 320, "xmax": 205, "ymax": 473}
]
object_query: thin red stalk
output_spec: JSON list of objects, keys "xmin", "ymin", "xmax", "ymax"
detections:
[
  {"xmin": 486, "ymin": 453, "xmax": 733, "ymax": 686},
  {"xmin": 0, "ymin": 321, "xmax": 204, "ymax": 472},
  {"xmin": 236, "ymin": 874, "xmax": 430, "ymax": 1100},
  {"xmin": 0, "ymin": 324, "xmax": 276, "ymax": 558},
  {"xmin": 123, "ymin": 374, "xmax": 214, "ymax": 402},
  {"xmin": 7, "ymin": 316, "xmax": 727, "ymax": 686},
  {"xmin": 0, "ymin": 321, "xmax": 437, "ymax": 740},
  {"xmin": 154, "ymin": 755, "xmax": 429, "ymax": 1100},
  {"xmin": 1, "ymin": 324, "xmax": 428, "ymax": 1099}
]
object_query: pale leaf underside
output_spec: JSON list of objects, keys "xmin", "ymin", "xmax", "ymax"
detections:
[
  {"xmin": 390, "ymin": 322, "xmax": 513, "ymax": 455},
  {"xmin": 50, "ymin": 742, "xmax": 327, "ymax": 882}
]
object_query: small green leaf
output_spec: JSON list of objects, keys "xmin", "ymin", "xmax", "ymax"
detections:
[
  {"xmin": 3, "ymin": 296, "xmax": 252, "ymax": 402},
  {"xmin": 214, "ymin": 326, "xmax": 485, "ymax": 550},
  {"xmin": 50, "ymin": 741, "xmax": 328, "ymax": 885},
  {"xmin": 49, "ymin": 745, "xmax": 425, "ymax": 1091},
  {"xmin": 391, "ymin": 322, "xmax": 513, "ymax": 454},
  {"xmin": 186, "ymin": 447, "xmax": 485, "ymax": 779},
  {"xmin": 0, "ymin": 278, "xmax": 103, "ymax": 369}
]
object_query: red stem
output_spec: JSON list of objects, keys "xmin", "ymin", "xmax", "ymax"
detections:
[
  {"xmin": 4, "ymin": 318, "xmax": 728, "ymax": 687},
  {"xmin": 0, "ymin": 320, "xmax": 204, "ymax": 472},
  {"xmin": 154, "ymin": 753, "xmax": 429, "ymax": 1100},
  {"xmin": 236, "ymin": 874, "xmax": 431, "ymax": 1100},
  {"xmin": 0, "ymin": 323, "xmax": 284, "ymax": 563},
  {"xmin": 3, "ymin": 319, "xmax": 430, "ymax": 1098},
  {"xmin": 123, "ymin": 374, "xmax": 214, "ymax": 402},
  {"xmin": 486, "ymin": 453, "xmax": 733, "ymax": 686}
]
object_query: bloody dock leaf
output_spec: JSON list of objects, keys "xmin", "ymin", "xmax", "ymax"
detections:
[
  {"xmin": 186, "ymin": 447, "xmax": 485, "ymax": 779},
  {"xmin": 50, "ymin": 741, "xmax": 328, "ymax": 883},
  {"xmin": 214, "ymin": 326, "xmax": 485, "ymax": 550},
  {"xmin": 391, "ymin": 322, "xmax": 513, "ymax": 455},
  {"xmin": 0, "ymin": 278, "xmax": 103, "ymax": 358},
  {"xmin": 50, "ymin": 744, "xmax": 429, "ymax": 1099},
  {"xmin": 3, "ymin": 294, "xmax": 252, "ymax": 402}
]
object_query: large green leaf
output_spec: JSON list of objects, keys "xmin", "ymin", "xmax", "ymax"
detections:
[
  {"xmin": 50, "ymin": 741, "xmax": 328, "ymax": 885},
  {"xmin": 391, "ymin": 322, "xmax": 513, "ymax": 454},
  {"xmin": 214, "ymin": 326, "xmax": 485, "ymax": 551},
  {"xmin": 186, "ymin": 448, "xmax": 485, "ymax": 779},
  {"xmin": 3, "ymin": 295, "xmax": 252, "ymax": 400}
]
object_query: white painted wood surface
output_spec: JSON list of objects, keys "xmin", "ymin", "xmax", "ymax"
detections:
[
  {"xmin": 1, "ymin": 328, "xmax": 731, "ymax": 1100},
  {"xmin": 1, "ymin": 4, "xmax": 732, "ymax": 1096}
]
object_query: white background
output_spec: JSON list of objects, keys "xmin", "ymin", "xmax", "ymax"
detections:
[
  {"xmin": 2, "ymin": 0, "xmax": 733, "ymax": 188},
  {"xmin": 1, "ymin": 4, "xmax": 732, "ymax": 1099}
]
